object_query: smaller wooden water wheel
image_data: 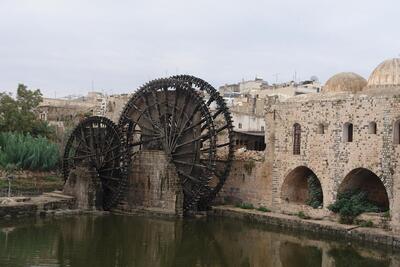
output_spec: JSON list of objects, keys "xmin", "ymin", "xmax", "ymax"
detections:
[{"xmin": 62, "ymin": 116, "xmax": 128, "ymax": 210}]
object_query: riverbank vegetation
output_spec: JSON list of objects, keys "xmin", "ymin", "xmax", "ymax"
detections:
[
  {"xmin": 0, "ymin": 84, "xmax": 60, "ymax": 173},
  {"xmin": 328, "ymin": 190, "xmax": 381, "ymax": 224},
  {"xmin": 306, "ymin": 174, "xmax": 323, "ymax": 208},
  {"xmin": 0, "ymin": 132, "xmax": 60, "ymax": 171},
  {"xmin": 0, "ymin": 173, "xmax": 63, "ymax": 196}
]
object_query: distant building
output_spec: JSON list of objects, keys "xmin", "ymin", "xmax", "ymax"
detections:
[{"xmin": 37, "ymin": 91, "xmax": 132, "ymax": 136}]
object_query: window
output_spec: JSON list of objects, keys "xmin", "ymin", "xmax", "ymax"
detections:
[
  {"xmin": 238, "ymin": 123, "xmax": 242, "ymax": 129},
  {"xmin": 293, "ymin": 123, "xmax": 301, "ymax": 155},
  {"xmin": 343, "ymin": 122, "xmax": 353, "ymax": 142},
  {"xmin": 394, "ymin": 120, "xmax": 400, "ymax": 144},
  {"xmin": 317, "ymin": 123, "xmax": 325, "ymax": 134},
  {"xmin": 368, "ymin": 122, "xmax": 377, "ymax": 134},
  {"xmin": 261, "ymin": 126, "xmax": 265, "ymax": 131}
]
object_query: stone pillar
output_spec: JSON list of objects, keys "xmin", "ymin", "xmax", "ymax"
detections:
[
  {"xmin": 391, "ymin": 172, "xmax": 400, "ymax": 233},
  {"xmin": 265, "ymin": 96, "xmax": 279, "ymax": 209},
  {"xmin": 63, "ymin": 166, "xmax": 100, "ymax": 210},
  {"xmin": 123, "ymin": 150, "xmax": 183, "ymax": 216}
]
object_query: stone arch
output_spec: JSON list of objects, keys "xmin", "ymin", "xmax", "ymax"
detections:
[
  {"xmin": 281, "ymin": 166, "xmax": 323, "ymax": 206},
  {"xmin": 338, "ymin": 168, "xmax": 389, "ymax": 210}
]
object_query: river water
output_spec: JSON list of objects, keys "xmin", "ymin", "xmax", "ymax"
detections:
[{"xmin": 0, "ymin": 214, "xmax": 397, "ymax": 267}]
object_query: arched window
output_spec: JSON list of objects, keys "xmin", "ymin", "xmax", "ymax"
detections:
[
  {"xmin": 238, "ymin": 123, "xmax": 242, "ymax": 129},
  {"xmin": 343, "ymin": 122, "xmax": 353, "ymax": 142},
  {"xmin": 317, "ymin": 123, "xmax": 325, "ymax": 134},
  {"xmin": 394, "ymin": 120, "xmax": 400, "ymax": 144},
  {"xmin": 293, "ymin": 123, "xmax": 301, "ymax": 155},
  {"xmin": 368, "ymin": 122, "xmax": 377, "ymax": 134}
]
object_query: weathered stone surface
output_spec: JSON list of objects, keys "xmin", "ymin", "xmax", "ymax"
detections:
[
  {"xmin": 0, "ymin": 193, "xmax": 75, "ymax": 219},
  {"xmin": 63, "ymin": 166, "xmax": 99, "ymax": 210},
  {"xmin": 117, "ymin": 150, "xmax": 183, "ymax": 217},
  {"xmin": 216, "ymin": 160, "xmax": 272, "ymax": 209}
]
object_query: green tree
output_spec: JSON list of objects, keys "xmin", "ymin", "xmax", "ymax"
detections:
[{"xmin": 0, "ymin": 84, "xmax": 55, "ymax": 139}]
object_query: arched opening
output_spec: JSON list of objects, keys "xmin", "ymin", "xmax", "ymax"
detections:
[
  {"xmin": 338, "ymin": 168, "xmax": 389, "ymax": 211},
  {"xmin": 368, "ymin": 122, "xmax": 377, "ymax": 134},
  {"xmin": 293, "ymin": 123, "xmax": 301, "ymax": 155},
  {"xmin": 343, "ymin": 122, "xmax": 353, "ymax": 142},
  {"xmin": 281, "ymin": 166, "xmax": 323, "ymax": 207},
  {"xmin": 393, "ymin": 120, "xmax": 400, "ymax": 144}
]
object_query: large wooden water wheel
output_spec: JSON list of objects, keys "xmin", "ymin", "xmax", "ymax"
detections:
[
  {"xmin": 171, "ymin": 75, "xmax": 234, "ymax": 209},
  {"xmin": 118, "ymin": 78, "xmax": 218, "ymax": 212}
]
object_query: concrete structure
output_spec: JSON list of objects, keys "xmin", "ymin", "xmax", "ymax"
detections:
[{"xmin": 219, "ymin": 58, "xmax": 400, "ymax": 233}]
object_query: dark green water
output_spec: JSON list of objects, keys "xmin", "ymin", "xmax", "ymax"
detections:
[{"xmin": 0, "ymin": 215, "xmax": 397, "ymax": 267}]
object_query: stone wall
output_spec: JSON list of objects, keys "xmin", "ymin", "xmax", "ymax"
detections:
[
  {"xmin": 119, "ymin": 150, "xmax": 183, "ymax": 216},
  {"xmin": 216, "ymin": 160, "xmax": 272, "ymax": 208}
]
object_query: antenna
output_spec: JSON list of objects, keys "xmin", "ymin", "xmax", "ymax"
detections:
[{"xmin": 273, "ymin": 73, "xmax": 280, "ymax": 83}]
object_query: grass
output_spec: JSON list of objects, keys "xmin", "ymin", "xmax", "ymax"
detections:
[
  {"xmin": 235, "ymin": 202, "xmax": 255, "ymax": 210},
  {"xmin": 0, "ymin": 175, "xmax": 63, "ymax": 194},
  {"xmin": 297, "ymin": 211, "xmax": 311, "ymax": 219},
  {"xmin": 356, "ymin": 220, "xmax": 374, "ymax": 228},
  {"xmin": 257, "ymin": 206, "xmax": 271, "ymax": 212},
  {"xmin": 383, "ymin": 211, "xmax": 390, "ymax": 218}
]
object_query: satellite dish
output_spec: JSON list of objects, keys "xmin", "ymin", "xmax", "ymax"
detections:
[{"xmin": 310, "ymin": 75, "xmax": 319, "ymax": 82}]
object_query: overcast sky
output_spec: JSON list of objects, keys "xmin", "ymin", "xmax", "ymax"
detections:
[{"xmin": 0, "ymin": 0, "xmax": 399, "ymax": 97}]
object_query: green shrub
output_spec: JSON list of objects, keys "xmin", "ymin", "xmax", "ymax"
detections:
[
  {"xmin": 328, "ymin": 190, "xmax": 380, "ymax": 224},
  {"xmin": 297, "ymin": 211, "xmax": 310, "ymax": 219},
  {"xmin": 236, "ymin": 202, "xmax": 255, "ymax": 210},
  {"xmin": 257, "ymin": 206, "xmax": 271, "ymax": 212},
  {"xmin": 0, "ymin": 132, "xmax": 60, "ymax": 171},
  {"xmin": 356, "ymin": 220, "xmax": 373, "ymax": 228},
  {"xmin": 383, "ymin": 211, "xmax": 390, "ymax": 218},
  {"xmin": 306, "ymin": 174, "xmax": 323, "ymax": 208}
]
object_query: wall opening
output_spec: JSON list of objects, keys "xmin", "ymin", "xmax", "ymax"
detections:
[
  {"xmin": 368, "ymin": 122, "xmax": 377, "ymax": 134},
  {"xmin": 293, "ymin": 123, "xmax": 301, "ymax": 155},
  {"xmin": 343, "ymin": 122, "xmax": 353, "ymax": 142},
  {"xmin": 233, "ymin": 131, "xmax": 265, "ymax": 151},
  {"xmin": 393, "ymin": 120, "xmax": 400, "ymax": 144},
  {"xmin": 281, "ymin": 166, "xmax": 323, "ymax": 206},
  {"xmin": 338, "ymin": 168, "xmax": 389, "ymax": 210},
  {"xmin": 317, "ymin": 123, "xmax": 325, "ymax": 134}
]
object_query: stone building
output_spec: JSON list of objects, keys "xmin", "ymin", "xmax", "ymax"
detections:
[
  {"xmin": 219, "ymin": 58, "xmax": 400, "ymax": 233},
  {"xmin": 37, "ymin": 92, "xmax": 132, "ymax": 136}
]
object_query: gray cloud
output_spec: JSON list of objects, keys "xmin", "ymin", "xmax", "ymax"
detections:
[{"xmin": 0, "ymin": 0, "xmax": 399, "ymax": 97}]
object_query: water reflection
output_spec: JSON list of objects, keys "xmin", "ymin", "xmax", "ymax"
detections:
[{"xmin": 0, "ymin": 215, "xmax": 397, "ymax": 267}]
